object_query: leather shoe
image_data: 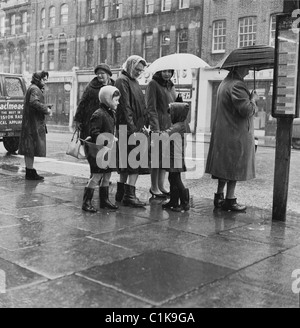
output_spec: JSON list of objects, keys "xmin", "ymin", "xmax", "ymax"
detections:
[{"xmin": 222, "ymin": 198, "xmax": 247, "ymax": 212}]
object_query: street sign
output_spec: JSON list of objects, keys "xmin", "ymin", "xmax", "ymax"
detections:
[{"xmin": 272, "ymin": 14, "xmax": 300, "ymax": 118}]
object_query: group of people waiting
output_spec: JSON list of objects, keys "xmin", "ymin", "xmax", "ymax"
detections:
[{"xmin": 18, "ymin": 55, "xmax": 259, "ymax": 214}]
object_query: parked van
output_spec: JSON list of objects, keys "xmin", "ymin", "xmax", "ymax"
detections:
[{"xmin": 0, "ymin": 73, "xmax": 26, "ymax": 153}]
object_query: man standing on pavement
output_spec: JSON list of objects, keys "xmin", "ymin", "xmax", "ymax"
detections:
[{"xmin": 74, "ymin": 64, "xmax": 114, "ymax": 141}]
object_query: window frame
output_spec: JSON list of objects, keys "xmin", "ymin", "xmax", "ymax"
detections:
[
  {"xmin": 161, "ymin": 0, "xmax": 171, "ymax": 12},
  {"xmin": 48, "ymin": 43, "xmax": 55, "ymax": 71},
  {"xmin": 160, "ymin": 31, "xmax": 170, "ymax": 57},
  {"xmin": 10, "ymin": 14, "xmax": 15, "ymax": 35},
  {"xmin": 49, "ymin": 6, "xmax": 56, "ymax": 28},
  {"xmin": 22, "ymin": 12, "xmax": 27, "ymax": 34},
  {"xmin": 145, "ymin": 0, "xmax": 154, "ymax": 14},
  {"xmin": 87, "ymin": 0, "xmax": 96, "ymax": 23},
  {"xmin": 179, "ymin": 0, "xmax": 190, "ymax": 9},
  {"xmin": 60, "ymin": 4, "xmax": 68, "ymax": 25},
  {"xmin": 212, "ymin": 20, "xmax": 226, "ymax": 54},
  {"xmin": 143, "ymin": 33, "xmax": 153, "ymax": 62},
  {"xmin": 238, "ymin": 16, "xmax": 257, "ymax": 48},
  {"xmin": 41, "ymin": 8, "xmax": 46, "ymax": 29}
]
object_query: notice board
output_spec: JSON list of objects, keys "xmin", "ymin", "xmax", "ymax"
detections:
[{"xmin": 272, "ymin": 13, "xmax": 300, "ymax": 118}]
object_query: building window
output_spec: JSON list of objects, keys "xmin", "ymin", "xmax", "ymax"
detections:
[
  {"xmin": 212, "ymin": 20, "xmax": 226, "ymax": 53},
  {"xmin": 87, "ymin": 0, "xmax": 96, "ymax": 23},
  {"xmin": 160, "ymin": 31, "xmax": 170, "ymax": 57},
  {"xmin": 40, "ymin": 45, "xmax": 45, "ymax": 71},
  {"xmin": 0, "ymin": 46, "xmax": 4, "ymax": 72},
  {"xmin": 99, "ymin": 38, "xmax": 107, "ymax": 63},
  {"xmin": 145, "ymin": 0, "xmax": 154, "ymax": 14},
  {"xmin": 179, "ymin": 0, "xmax": 190, "ymax": 9},
  {"xmin": 22, "ymin": 12, "xmax": 27, "ymax": 33},
  {"xmin": 10, "ymin": 14, "xmax": 15, "ymax": 35},
  {"xmin": 270, "ymin": 14, "xmax": 277, "ymax": 47},
  {"xmin": 143, "ymin": 33, "xmax": 153, "ymax": 63},
  {"xmin": 114, "ymin": 37, "xmax": 121, "ymax": 66},
  {"xmin": 113, "ymin": 0, "xmax": 123, "ymax": 19},
  {"xmin": 161, "ymin": 0, "xmax": 171, "ymax": 12},
  {"xmin": 86, "ymin": 39, "xmax": 94, "ymax": 68},
  {"xmin": 41, "ymin": 8, "xmax": 46, "ymax": 29},
  {"xmin": 49, "ymin": 6, "xmax": 56, "ymax": 27},
  {"xmin": 103, "ymin": 0, "xmax": 109, "ymax": 20},
  {"xmin": 0, "ymin": 14, "xmax": 5, "ymax": 37},
  {"xmin": 19, "ymin": 43, "xmax": 27, "ymax": 74},
  {"xmin": 8, "ymin": 44, "xmax": 15, "ymax": 73},
  {"xmin": 59, "ymin": 42, "xmax": 67, "ymax": 70},
  {"xmin": 238, "ymin": 16, "xmax": 257, "ymax": 47},
  {"xmin": 60, "ymin": 4, "xmax": 68, "ymax": 25},
  {"xmin": 177, "ymin": 29, "xmax": 188, "ymax": 53},
  {"xmin": 48, "ymin": 44, "xmax": 55, "ymax": 70}
]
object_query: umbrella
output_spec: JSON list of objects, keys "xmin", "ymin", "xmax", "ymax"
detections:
[
  {"xmin": 215, "ymin": 45, "xmax": 275, "ymax": 89},
  {"xmin": 148, "ymin": 53, "xmax": 209, "ymax": 74}
]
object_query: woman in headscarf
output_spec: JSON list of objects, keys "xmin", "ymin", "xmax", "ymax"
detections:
[
  {"xmin": 146, "ymin": 69, "xmax": 177, "ymax": 198},
  {"xmin": 18, "ymin": 71, "xmax": 52, "ymax": 180},
  {"xmin": 114, "ymin": 55, "xmax": 149, "ymax": 207}
]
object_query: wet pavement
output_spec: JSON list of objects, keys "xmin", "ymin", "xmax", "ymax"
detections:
[{"xmin": 0, "ymin": 161, "xmax": 300, "ymax": 309}]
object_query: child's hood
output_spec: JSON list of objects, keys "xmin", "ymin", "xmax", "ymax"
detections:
[
  {"xmin": 99, "ymin": 86, "xmax": 119, "ymax": 108},
  {"xmin": 169, "ymin": 102, "xmax": 190, "ymax": 124}
]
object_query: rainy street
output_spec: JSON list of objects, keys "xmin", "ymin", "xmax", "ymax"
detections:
[{"xmin": 0, "ymin": 132, "xmax": 300, "ymax": 308}]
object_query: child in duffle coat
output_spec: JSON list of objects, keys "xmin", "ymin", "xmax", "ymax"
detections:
[
  {"xmin": 159, "ymin": 102, "xmax": 190, "ymax": 212},
  {"xmin": 82, "ymin": 86, "xmax": 120, "ymax": 213}
]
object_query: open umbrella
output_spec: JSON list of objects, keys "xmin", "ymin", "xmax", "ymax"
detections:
[
  {"xmin": 215, "ymin": 45, "xmax": 275, "ymax": 89},
  {"xmin": 148, "ymin": 53, "xmax": 209, "ymax": 74}
]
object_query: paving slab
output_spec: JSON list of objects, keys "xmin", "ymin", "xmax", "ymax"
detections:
[
  {"xmin": 0, "ymin": 275, "xmax": 151, "ymax": 308},
  {"xmin": 78, "ymin": 250, "xmax": 234, "ymax": 306}
]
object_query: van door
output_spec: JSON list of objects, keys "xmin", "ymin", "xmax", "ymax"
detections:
[
  {"xmin": 0, "ymin": 75, "xmax": 9, "ymax": 136},
  {"xmin": 3, "ymin": 76, "xmax": 25, "ymax": 136}
]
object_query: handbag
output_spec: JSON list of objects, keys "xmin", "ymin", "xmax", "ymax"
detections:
[{"xmin": 66, "ymin": 129, "xmax": 86, "ymax": 159}]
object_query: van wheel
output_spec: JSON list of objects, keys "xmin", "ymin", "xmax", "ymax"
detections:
[
  {"xmin": 3, "ymin": 137, "xmax": 19, "ymax": 153},
  {"xmin": 292, "ymin": 138, "xmax": 300, "ymax": 150}
]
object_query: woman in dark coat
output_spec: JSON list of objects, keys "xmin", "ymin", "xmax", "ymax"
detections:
[
  {"xmin": 160, "ymin": 102, "xmax": 190, "ymax": 212},
  {"xmin": 18, "ymin": 71, "xmax": 52, "ymax": 180},
  {"xmin": 205, "ymin": 66, "xmax": 259, "ymax": 212},
  {"xmin": 74, "ymin": 63, "xmax": 114, "ymax": 141},
  {"xmin": 82, "ymin": 86, "xmax": 120, "ymax": 213},
  {"xmin": 115, "ymin": 55, "xmax": 149, "ymax": 207},
  {"xmin": 146, "ymin": 70, "xmax": 177, "ymax": 198}
]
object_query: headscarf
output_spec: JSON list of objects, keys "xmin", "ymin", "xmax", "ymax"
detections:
[
  {"xmin": 122, "ymin": 55, "xmax": 147, "ymax": 80},
  {"xmin": 99, "ymin": 86, "xmax": 120, "ymax": 110},
  {"xmin": 31, "ymin": 71, "xmax": 49, "ymax": 89}
]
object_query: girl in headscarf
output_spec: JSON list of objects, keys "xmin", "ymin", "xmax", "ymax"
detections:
[
  {"xmin": 114, "ymin": 55, "xmax": 150, "ymax": 207},
  {"xmin": 82, "ymin": 86, "xmax": 120, "ymax": 213},
  {"xmin": 18, "ymin": 71, "xmax": 53, "ymax": 180}
]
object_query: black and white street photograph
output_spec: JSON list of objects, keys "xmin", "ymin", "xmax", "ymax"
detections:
[{"xmin": 0, "ymin": 0, "xmax": 300, "ymax": 312}]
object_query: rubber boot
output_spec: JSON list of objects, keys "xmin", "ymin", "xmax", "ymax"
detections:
[
  {"xmin": 172, "ymin": 188, "xmax": 190, "ymax": 212},
  {"xmin": 99, "ymin": 186, "xmax": 118, "ymax": 210},
  {"xmin": 222, "ymin": 198, "xmax": 247, "ymax": 212},
  {"xmin": 162, "ymin": 185, "xmax": 179, "ymax": 210},
  {"xmin": 122, "ymin": 184, "xmax": 146, "ymax": 207},
  {"xmin": 115, "ymin": 182, "xmax": 125, "ymax": 202},
  {"xmin": 214, "ymin": 193, "xmax": 224, "ymax": 208},
  {"xmin": 25, "ymin": 168, "xmax": 44, "ymax": 181},
  {"xmin": 82, "ymin": 187, "xmax": 97, "ymax": 213}
]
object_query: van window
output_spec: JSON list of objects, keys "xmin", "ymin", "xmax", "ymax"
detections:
[{"xmin": 5, "ymin": 77, "xmax": 24, "ymax": 97}]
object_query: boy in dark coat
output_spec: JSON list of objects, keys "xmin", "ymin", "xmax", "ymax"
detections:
[{"xmin": 160, "ymin": 102, "xmax": 190, "ymax": 212}]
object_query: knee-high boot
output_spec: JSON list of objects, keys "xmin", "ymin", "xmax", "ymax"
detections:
[
  {"xmin": 162, "ymin": 185, "xmax": 179, "ymax": 210},
  {"xmin": 115, "ymin": 182, "xmax": 125, "ymax": 202},
  {"xmin": 99, "ymin": 186, "xmax": 118, "ymax": 210},
  {"xmin": 122, "ymin": 184, "xmax": 146, "ymax": 207},
  {"xmin": 172, "ymin": 188, "xmax": 190, "ymax": 212},
  {"xmin": 82, "ymin": 187, "xmax": 97, "ymax": 213}
]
